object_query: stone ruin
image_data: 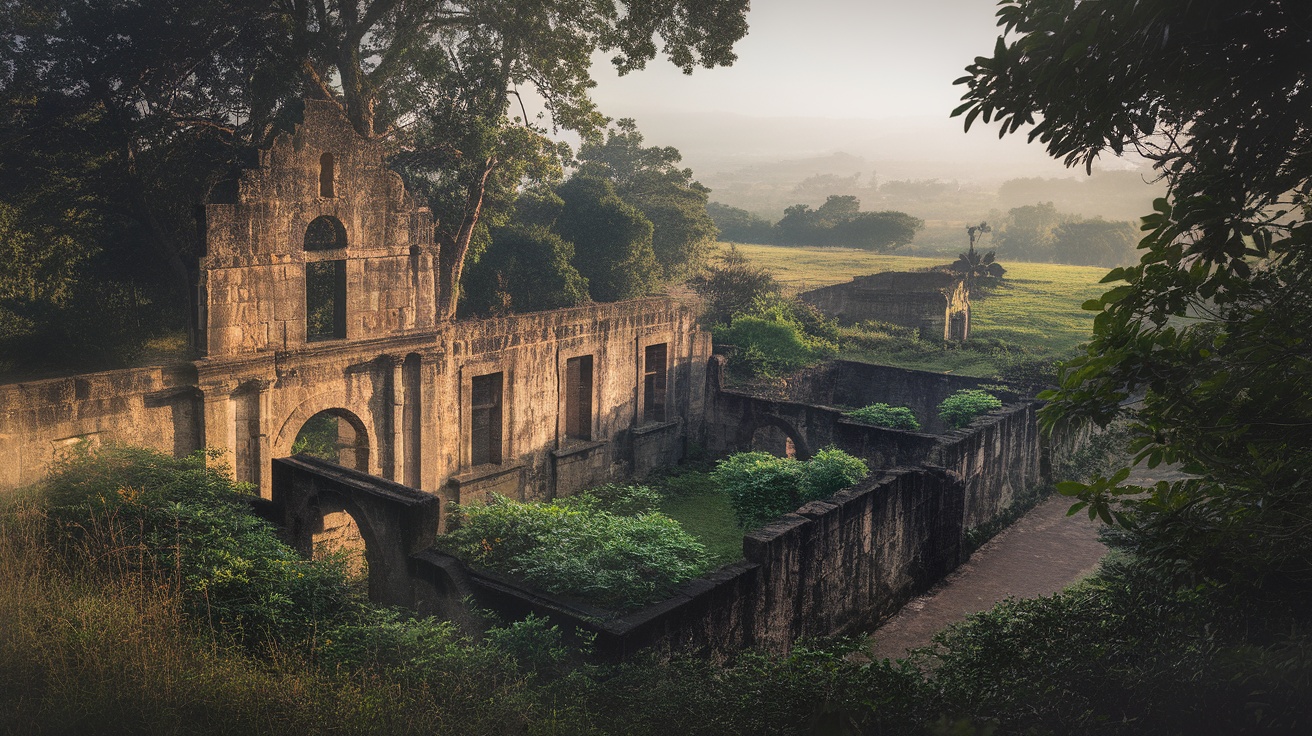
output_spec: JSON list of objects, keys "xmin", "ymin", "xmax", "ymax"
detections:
[
  {"xmin": 0, "ymin": 101, "xmax": 1085, "ymax": 659},
  {"xmin": 0, "ymin": 99, "xmax": 708, "ymax": 520},
  {"xmin": 799, "ymin": 270, "xmax": 971, "ymax": 341}
]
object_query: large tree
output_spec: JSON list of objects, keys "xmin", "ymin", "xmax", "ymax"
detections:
[
  {"xmin": 955, "ymin": 0, "xmax": 1312, "ymax": 589},
  {"xmin": 0, "ymin": 0, "xmax": 752, "ymax": 349},
  {"xmin": 576, "ymin": 119, "xmax": 718, "ymax": 280}
]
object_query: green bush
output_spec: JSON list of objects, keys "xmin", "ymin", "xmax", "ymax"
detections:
[
  {"xmin": 711, "ymin": 449, "xmax": 868, "ymax": 528},
  {"xmin": 39, "ymin": 445, "xmax": 353, "ymax": 646},
  {"xmin": 438, "ymin": 495, "xmax": 709, "ymax": 609},
  {"xmin": 937, "ymin": 389, "xmax": 1003, "ymax": 429},
  {"xmin": 556, "ymin": 483, "xmax": 662, "ymax": 516},
  {"xmin": 713, "ymin": 314, "xmax": 836, "ymax": 378},
  {"xmin": 845, "ymin": 403, "xmax": 920, "ymax": 430}
]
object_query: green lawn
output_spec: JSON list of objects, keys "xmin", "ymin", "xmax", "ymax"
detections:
[
  {"xmin": 654, "ymin": 471, "xmax": 745, "ymax": 566},
  {"xmin": 729, "ymin": 243, "xmax": 1112, "ymax": 378}
]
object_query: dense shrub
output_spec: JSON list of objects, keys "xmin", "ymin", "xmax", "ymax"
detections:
[
  {"xmin": 711, "ymin": 448, "xmax": 868, "ymax": 528},
  {"xmin": 438, "ymin": 495, "xmax": 709, "ymax": 609},
  {"xmin": 845, "ymin": 403, "xmax": 920, "ymax": 430},
  {"xmin": 937, "ymin": 389, "xmax": 1003, "ymax": 429},
  {"xmin": 556, "ymin": 483, "xmax": 662, "ymax": 516},
  {"xmin": 688, "ymin": 245, "xmax": 780, "ymax": 326},
  {"xmin": 38, "ymin": 445, "xmax": 353, "ymax": 646}
]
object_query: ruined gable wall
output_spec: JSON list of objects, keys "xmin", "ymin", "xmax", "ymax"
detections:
[
  {"xmin": 799, "ymin": 271, "xmax": 969, "ymax": 340},
  {"xmin": 199, "ymin": 100, "xmax": 437, "ymax": 357}
]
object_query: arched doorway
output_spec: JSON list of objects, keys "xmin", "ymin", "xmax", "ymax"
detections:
[
  {"xmin": 311, "ymin": 496, "xmax": 368, "ymax": 585},
  {"xmin": 751, "ymin": 424, "xmax": 798, "ymax": 458},
  {"xmin": 292, "ymin": 409, "xmax": 370, "ymax": 471}
]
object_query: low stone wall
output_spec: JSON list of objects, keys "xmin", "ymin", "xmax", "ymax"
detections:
[
  {"xmin": 409, "ymin": 466, "xmax": 964, "ymax": 660},
  {"xmin": 778, "ymin": 360, "xmax": 1023, "ymax": 434},
  {"xmin": 0, "ymin": 365, "xmax": 201, "ymax": 490}
]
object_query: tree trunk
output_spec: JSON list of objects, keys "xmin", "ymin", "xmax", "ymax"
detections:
[{"xmin": 437, "ymin": 159, "xmax": 496, "ymax": 321}]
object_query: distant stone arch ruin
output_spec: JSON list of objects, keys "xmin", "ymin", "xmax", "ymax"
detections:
[{"xmin": 799, "ymin": 270, "xmax": 971, "ymax": 341}]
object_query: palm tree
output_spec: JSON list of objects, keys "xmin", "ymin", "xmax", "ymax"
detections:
[{"xmin": 949, "ymin": 221, "xmax": 1006, "ymax": 289}]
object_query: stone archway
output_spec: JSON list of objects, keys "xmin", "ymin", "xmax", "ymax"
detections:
[
  {"xmin": 271, "ymin": 456, "xmax": 440, "ymax": 608},
  {"xmin": 291, "ymin": 408, "xmax": 370, "ymax": 471},
  {"xmin": 311, "ymin": 495, "xmax": 369, "ymax": 583},
  {"xmin": 751, "ymin": 424, "xmax": 798, "ymax": 458},
  {"xmin": 737, "ymin": 413, "xmax": 812, "ymax": 461}
]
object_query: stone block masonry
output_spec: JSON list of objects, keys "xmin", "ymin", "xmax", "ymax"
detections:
[{"xmin": 0, "ymin": 99, "xmax": 711, "ymax": 524}]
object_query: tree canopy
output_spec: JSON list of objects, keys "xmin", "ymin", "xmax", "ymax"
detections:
[
  {"xmin": 956, "ymin": 0, "xmax": 1312, "ymax": 590},
  {"xmin": 0, "ymin": 0, "xmax": 750, "ymax": 367},
  {"xmin": 576, "ymin": 119, "xmax": 718, "ymax": 279},
  {"xmin": 773, "ymin": 196, "xmax": 922, "ymax": 250}
]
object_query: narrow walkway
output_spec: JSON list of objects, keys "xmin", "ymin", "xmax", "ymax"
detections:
[{"xmin": 869, "ymin": 494, "xmax": 1107, "ymax": 660}]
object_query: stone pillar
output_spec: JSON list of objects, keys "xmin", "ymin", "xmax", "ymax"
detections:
[
  {"xmin": 388, "ymin": 355, "xmax": 405, "ymax": 483},
  {"xmin": 255, "ymin": 379, "xmax": 273, "ymax": 499},
  {"xmin": 199, "ymin": 381, "xmax": 234, "ymax": 480}
]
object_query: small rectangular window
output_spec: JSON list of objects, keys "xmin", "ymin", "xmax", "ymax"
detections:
[
  {"xmin": 470, "ymin": 372, "xmax": 503, "ymax": 466},
  {"xmin": 643, "ymin": 343, "xmax": 667, "ymax": 423},
  {"xmin": 306, "ymin": 260, "xmax": 346, "ymax": 341},
  {"xmin": 565, "ymin": 355, "xmax": 593, "ymax": 441}
]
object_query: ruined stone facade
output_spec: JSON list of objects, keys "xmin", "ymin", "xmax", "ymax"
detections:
[
  {"xmin": 799, "ymin": 271, "xmax": 970, "ymax": 341},
  {"xmin": 0, "ymin": 101, "xmax": 710, "ymax": 526}
]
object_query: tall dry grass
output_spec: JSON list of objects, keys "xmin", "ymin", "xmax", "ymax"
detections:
[{"xmin": 0, "ymin": 493, "xmax": 544, "ymax": 736}]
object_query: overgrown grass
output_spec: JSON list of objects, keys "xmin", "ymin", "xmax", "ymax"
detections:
[
  {"xmin": 654, "ymin": 471, "xmax": 745, "ymax": 566},
  {"xmin": 730, "ymin": 243, "xmax": 1110, "ymax": 378},
  {"xmin": 7, "ymin": 445, "xmax": 1311, "ymax": 734}
]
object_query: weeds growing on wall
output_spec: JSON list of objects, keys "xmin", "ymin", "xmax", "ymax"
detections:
[
  {"xmin": 938, "ymin": 389, "xmax": 1003, "ymax": 429},
  {"xmin": 438, "ymin": 489, "xmax": 710, "ymax": 610},
  {"xmin": 711, "ymin": 448, "xmax": 869, "ymax": 528},
  {"xmin": 845, "ymin": 402, "xmax": 921, "ymax": 430}
]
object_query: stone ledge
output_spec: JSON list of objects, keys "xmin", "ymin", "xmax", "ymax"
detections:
[
  {"xmin": 551, "ymin": 439, "xmax": 608, "ymax": 459},
  {"xmin": 451, "ymin": 462, "xmax": 526, "ymax": 488},
  {"xmin": 632, "ymin": 419, "xmax": 679, "ymax": 437}
]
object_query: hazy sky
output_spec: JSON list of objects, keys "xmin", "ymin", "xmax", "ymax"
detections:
[
  {"xmin": 591, "ymin": 0, "xmax": 1002, "ymax": 120},
  {"xmin": 575, "ymin": 0, "xmax": 1131, "ymax": 182}
]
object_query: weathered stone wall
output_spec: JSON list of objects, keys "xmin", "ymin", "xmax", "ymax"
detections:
[
  {"xmin": 198, "ymin": 100, "xmax": 438, "ymax": 357},
  {"xmin": 0, "ymin": 297, "xmax": 711, "ymax": 526},
  {"xmin": 799, "ymin": 271, "xmax": 970, "ymax": 341},
  {"xmin": 409, "ymin": 466, "xmax": 965, "ymax": 660},
  {"xmin": 930, "ymin": 402, "xmax": 1043, "ymax": 530},
  {"xmin": 778, "ymin": 360, "xmax": 1022, "ymax": 434},
  {"xmin": 709, "ymin": 358, "xmax": 1050, "ymax": 543},
  {"xmin": 0, "ymin": 365, "xmax": 201, "ymax": 490}
]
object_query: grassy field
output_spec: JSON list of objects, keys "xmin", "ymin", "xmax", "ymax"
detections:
[
  {"xmin": 728, "ymin": 242, "xmax": 1112, "ymax": 377},
  {"xmin": 654, "ymin": 471, "xmax": 745, "ymax": 566}
]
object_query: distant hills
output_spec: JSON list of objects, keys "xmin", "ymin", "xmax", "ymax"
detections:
[{"xmin": 602, "ymin": 108, "xmax": 1164, "ymax": 224}]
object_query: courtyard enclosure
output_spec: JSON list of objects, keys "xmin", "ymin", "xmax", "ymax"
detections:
[{"xmin": 0, "ymin": 99, "xmax": 1088, "ymax": 661}]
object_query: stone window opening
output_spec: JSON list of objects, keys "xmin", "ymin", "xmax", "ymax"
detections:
[
  {"xmin": 565, "ymin": 355, "xmax": 593, "ymax": 442},
  {"xmin": 470, "ymin": 372, "xmax": 504, "ymax": 466},
  {"xmin": 305, "ymin": 215, "xmax": 347, "ymax": 251},
  {"xmin": 320, "ymin": 152, "xmax": 335, "ymax": 198},
  {"xmin": 643, "ymin": 343, "xmax": 668, "ymax": 424},
  {"xmin": 306, "ymin": 260, "xmax": 347, "ymax": 341}
]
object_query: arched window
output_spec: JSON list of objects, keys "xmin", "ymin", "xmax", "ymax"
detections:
[
  {"xmin": 319, "ymin": 152, "xmax": 335, "ymax": 197},
  {"xmin": 304, "ymin": 215, "xmax": 347, "ymax": 251}
]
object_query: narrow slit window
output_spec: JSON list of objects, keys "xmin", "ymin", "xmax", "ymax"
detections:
[
  {"xmin": 319, "ymin": 152, "xmax": 335, "ymax": 197},
  {"xmin": 306, "ymin": 260, "xmax": 346, "ymax": 341},
  {"xmin": 470, "ymin": 372, "xmax": 503, "ymax": 466},
  {"xmin": 643, "ymin": 343, "xmax": 667, "ymax": 423},
  {"xmin": 565, "ymin": 355, "xmax": 593, "ymax": 442}
]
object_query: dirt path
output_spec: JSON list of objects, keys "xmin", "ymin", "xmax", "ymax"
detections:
[{"xmin": 868, "ymin": 494, "xmax": 1107, "ymax": 660}]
